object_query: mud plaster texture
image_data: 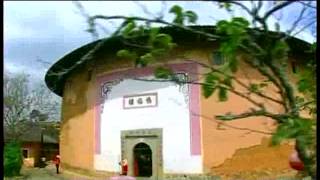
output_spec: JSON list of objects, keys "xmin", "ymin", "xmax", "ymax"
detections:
[{"xmin": 211, "ymin": 138, "xmax": 297, "ymax": 179}]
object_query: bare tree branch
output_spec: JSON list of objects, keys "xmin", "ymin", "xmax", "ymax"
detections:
[
  {"xmin": 134, "ymin": 1, "xmax": 157, "ymax": 19},
  {"xmin": 215, "ymin": 108, "xmax": 288, "ymax": 122},
  {"xmin": 194, "ymin": 113, "xmax": 274, "ymax": 135},
  {"xmin": 299, "ymin": 1, "xmax": 316, "ymax": 9},
  {"xmin": 157, "ymin": 1, "xmax": 167, "ymax": 19},
  {"xmin": 256, "ymin": 1, "xmax": 263, "ymax": 13},
  {"xmin": 287, "ymin": 2, "xmax": 309, "ymax": 35},
  {"xmin": 36, "ymin": 57, "xmax": 52, "ymax": 66},
  {"xmin": 267, "ymin": 59, "xmax": 297, "ymax": 115},
  {"xmin": 132, "ymin": 76, "xmax": 265, "ymax": 108},
  {"xmin": 291, "ymin": 19, "xmax": 317, "ymax": 37},
  {"xmin": 242, "ymin": 58, "xmax": 289, "ymax": 112},
  {"xmin": 292, "ymin": 100, "xmax": 316, "ymax": 114},
  {"xmin": 227, "ymin": 1, "xmax": 252, "ymax": 16},
  {"xmin": 73, "ymin": 1, "xmax": 100, "ymax": 39},
  {"xmin": 88, "ymin": 15, "xmax": 220, "ymax": 39},
  {"xmin": 73, "ymin": 1, "xmax": 90, "ymax": 18},
  {"xmin": 184, "ymin": 59, "xmax": 285, "ymax": 106},
  {"xmin": 263, "ymin": 1, "xmax": 295, "ymax": 21},
  {"xmin": 121, "ymin": 39, "xmax": 152, "ymax": 50}
]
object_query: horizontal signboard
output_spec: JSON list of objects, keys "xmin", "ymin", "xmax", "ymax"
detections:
[{"xmin": 123, "ymin": 93, "xmax": 158, "ymax": 109}]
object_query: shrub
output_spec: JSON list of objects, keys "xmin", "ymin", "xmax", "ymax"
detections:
[{"xmin": 4, "ymin": 141, "xmax": 23, "ymax": 177}]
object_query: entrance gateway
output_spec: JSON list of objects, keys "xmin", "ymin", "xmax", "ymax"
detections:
[{"xmin": 121, "ymin": 128, "xmax": 163, "ymax": 180}]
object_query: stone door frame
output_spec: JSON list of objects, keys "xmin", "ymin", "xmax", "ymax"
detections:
[{"xmin": 121, "ymin": 128, "xmax": 163, "ymax": 180}]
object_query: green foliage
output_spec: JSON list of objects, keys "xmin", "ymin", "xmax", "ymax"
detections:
[
  {"xmin": 216, "ymin": 17, "xmax": 249, "ymax": 73},
  {"xmin": 151, "ymin": 48, "xmax": 168, "ymax": 57},
  {"xmin": 122, "ymin": 21, "xmax": 136, "ymax": 38},
  {"xmin": 297, "ymin": 79, "xmax": 309, "ymax": 92},
  {"xmin": 148, "ymin": 27, "xmax": 160, "ymax": 43},
  {"xmin": 154, "ymin": 67, "xmax": 173, "ymax": 79},
  {"xmin": 202, "ymin": 73, "xmax": 231, "ymax": 101},
  {"xmin": 139, "ymin": 53, "xmax": 155, "ymax": 66},
  {"xmin": 216, "ymin": 17, "xmax": 249, "ymax": 34},
  {"xmin": 184, "ymin": 11, "xmax": 198, "ymax": 24},
  {"xmin": 170, "ymin": 5, "xmax": 184, "ymax": 25},
  {"xmin": 218, "ymin": 2, "xmax": 232, "ymax": 11},
  {"xmin": 222, "ymin": 77, "xmax": 232, "ymax": 87},
  {"xmin": 153, "ymin": 34, "xmax": 173, "ymax": 49},
  {"xmin": 169, "ymin": 5, "xmax": 198, "ymax": 25},
  {"xmin": 116, "ymin": 25, "xmax": 176, "ymax": 67},
  {"xmin": 271, "ymin": 117, "xmax": 314, "ymax": 146},
  {"xmin": 271, "ymin": 39, "xmax": 289, "ymax": 60},
  {"xmin": 4, "ymin": 141, "xmax": 23, "ymax": 177},
  {"xmin": 228, "ymin": 56, "xmax": 238, "ymax": 72},
  {"xmin": 296, "ymin": 43, "xmax": 316, "ymax": 115},
  {"xmin": 202, "ymin": 73, "xmax": 219, "ymax": 98},
  {"xmin": 218, "ymin": 86, "xmax": 228, "ymax": 101},
  {"xmin": 249, "ymin": 83, "xmax": 260, "ymax": 93},
  {"xmin": 116, "ymin": 49, "xmax": 137, "ymax": 60},
  {"xmin": 259, "ymin": 82, "xmax": 268, "ymax": 88},
  {"xmin": 275, "ymin": 118, "xmax": 316, "ymax": 178}
]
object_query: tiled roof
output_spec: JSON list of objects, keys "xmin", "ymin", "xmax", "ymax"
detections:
[
  {"xmin": 4, "ymin": 122, "xmax": 59, "ymax": 144},
  {"xmin": 45, "ymin": 25, "xmax": 313, "ymax": 96}
]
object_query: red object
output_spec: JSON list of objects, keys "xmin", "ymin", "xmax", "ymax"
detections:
[
  {"xmin": 134, "ymin": 159, "xmax": 139, "ymax": 176},
  {"xmin": 290, "ymin": 161, "xmax": 304, "ymax": 171},
  {"xmin": 122, "ymin": 164, "xmax": 128, "ymax": 175},
  {"xmin": 289, "ymin": 151, "xmax": 304, "ymax": 171},
  {"xmin": 53, "ymin": 155, "xmax": 60, "ymax": 165}
]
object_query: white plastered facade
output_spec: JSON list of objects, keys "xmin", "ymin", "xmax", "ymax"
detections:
[{"xmin": 94, "ymin": 77, "xmax": 202, "ymax": 174}]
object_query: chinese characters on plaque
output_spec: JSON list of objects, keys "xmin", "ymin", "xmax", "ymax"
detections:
[{"xmin": 123, "ymin": 93, "xmax": 158, "ymax": 109}]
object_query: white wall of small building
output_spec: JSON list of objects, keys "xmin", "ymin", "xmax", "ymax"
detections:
[{"xmin": 94, "ymin": 78, "xmax": 202, "ymax": 174}]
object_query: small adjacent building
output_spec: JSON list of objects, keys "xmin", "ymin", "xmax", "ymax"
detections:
[
  {"xmin": 45, "ymin": 26, "xmax": 311, "ymax": 179},
  {"xmin": 4, "ymin": 122, "xmax": 59, "ymax": 167}
]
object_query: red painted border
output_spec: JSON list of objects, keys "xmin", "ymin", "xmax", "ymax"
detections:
[{"xmin": 94, "ymin": 62, "xmax": 201, "ymax": 155}]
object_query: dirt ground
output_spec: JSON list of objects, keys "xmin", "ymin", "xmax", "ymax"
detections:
[
  {"xmin": 4, "ymin": 165, "xmax": 66, "ymax": 180},
  {"xmin": 3, "ymin": 164, "xmax": 310, "ymax": 180}
]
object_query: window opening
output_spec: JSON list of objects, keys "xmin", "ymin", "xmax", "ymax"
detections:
[
  {"xmin": 22, "ymin": 149, "xmax": 28, "ymax": 158},
  {"xmin": 292, "ymin": 61, "xmax": 297, "ymax": 73},
  {"xmin": 212, "ymin": 51, "xmax": 225, "ymax": 65}
]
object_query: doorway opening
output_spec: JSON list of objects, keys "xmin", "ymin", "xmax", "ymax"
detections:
[{"xmin": 133, "ymin": 143, "xmax": 152, "ymax": 177}]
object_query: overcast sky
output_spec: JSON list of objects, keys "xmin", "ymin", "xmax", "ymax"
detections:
[{"xmin": 4, "ymin": 1, "xmax": 316, "ymax": 84}]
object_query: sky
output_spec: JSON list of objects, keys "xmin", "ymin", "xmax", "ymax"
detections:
[{"xmin": 4, "ymin": 1, "xmax": 316, "ymax": 84}]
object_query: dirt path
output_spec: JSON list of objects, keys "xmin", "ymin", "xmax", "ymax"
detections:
[
  {"xmin": 4, "ymin": 165, "xmax": 66, "ymax": 180},
  {"xmin": 4, "ymin": 164, "xmax": 112, "ymax": 180},
  {"xmin": 4, "ymin": 165, "xmax": 308, "ymax": 180}
]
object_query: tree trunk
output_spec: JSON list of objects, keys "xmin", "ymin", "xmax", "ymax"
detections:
[{"xmin": 296, "ymin": 133, "xmax": 316, "ymax": 178}]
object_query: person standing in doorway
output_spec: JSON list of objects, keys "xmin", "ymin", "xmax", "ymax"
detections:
[{"xmin": 53, "ymin": 154, "xmax": 61, "ymax": 174}]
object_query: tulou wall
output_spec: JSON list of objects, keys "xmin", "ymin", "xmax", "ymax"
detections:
[{"xmin": 60, "ymin": 44, "xmax": 299, "ymax": 176}]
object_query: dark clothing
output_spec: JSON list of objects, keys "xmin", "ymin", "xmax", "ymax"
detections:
[{"xmin": 55, "ymin": 164, "xmax": 60, "ymax": 174}]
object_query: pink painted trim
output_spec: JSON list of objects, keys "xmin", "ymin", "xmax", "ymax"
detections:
[
  {"xmin": 190, "ymin": 81, "xmax": 201, "ymax": 155},
  {"xmin": 94, "ymin": 103, "xmax": 101, "ymax": 154},
  {"xmin": 94, "ymin": 62, "xmax": 201, "ymax": 155}
]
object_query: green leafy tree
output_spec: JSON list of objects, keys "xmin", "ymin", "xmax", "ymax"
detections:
[
  {"xmin": 75, "ymin": 1, "xmax": 316, "ymax": 178},
  {"xmin": 4, "ymin": 141, "xmax": 23, "ymax": 177}
]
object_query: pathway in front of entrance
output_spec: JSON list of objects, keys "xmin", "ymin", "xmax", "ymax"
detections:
[{"xmin": 4, "ymin": 164, "xmax": 302, "ymax": 180}]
